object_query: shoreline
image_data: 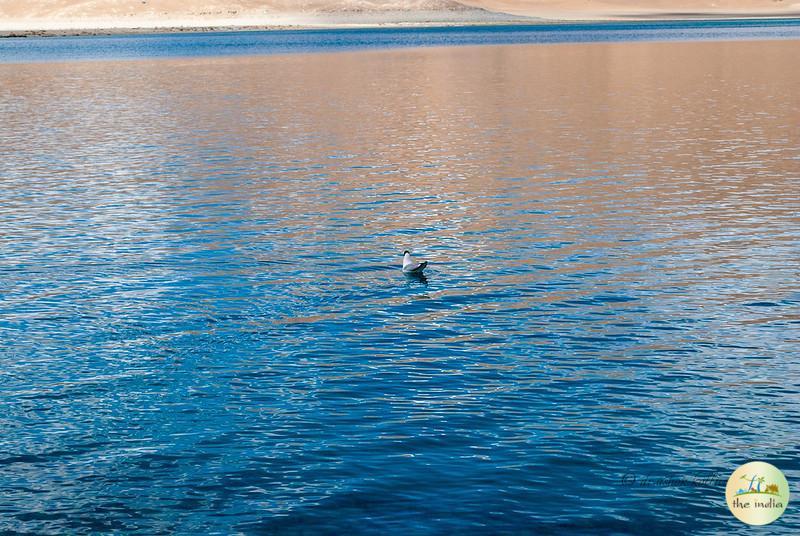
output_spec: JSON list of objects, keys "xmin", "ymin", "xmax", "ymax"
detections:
[
  {"xmin": 3, "ymin": 3, "xmax": 800, "ymax": 39},
  {"xmin": 3, "ymin": 14, "xmax": 800, "ymax": 39}
]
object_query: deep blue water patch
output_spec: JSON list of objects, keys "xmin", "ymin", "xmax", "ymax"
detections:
[{"xmin": 1, "ymin": 19, "xmax": 800, "ymax": 63}]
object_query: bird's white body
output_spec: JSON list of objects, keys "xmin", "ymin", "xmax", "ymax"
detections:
[{"xmin": 402, "ymin": 251, "xmax": 428, "ymax": 273}]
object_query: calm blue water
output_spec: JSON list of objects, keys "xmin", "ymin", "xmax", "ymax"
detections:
[
  {"xmin": 2, "ymin": 19, "xmax": 800, "ymax": 63},
  {"xmin": 1, "ymin": 26, "xmax": 800, "ymax": 535}
]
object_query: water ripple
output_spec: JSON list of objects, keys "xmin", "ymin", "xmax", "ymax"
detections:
[{"xmin": 1, "ymin": 37, "xmax": 799, "ymax": 534}]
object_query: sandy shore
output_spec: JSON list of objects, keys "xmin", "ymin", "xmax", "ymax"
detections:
[
  {"xmin": 2, "ymin": 0, "xmax": 800, "ymax": 37},
  {"xmin": 460, "ymin": 0, "xmax": 800, "ymax": 20},
  {"xmin": 1, "ymin": 8, "xmax": 533, "ymax": 37}
]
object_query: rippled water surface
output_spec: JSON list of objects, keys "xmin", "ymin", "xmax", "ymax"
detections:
[{"xmin": 1, "ymin": 36, "xmax": 799, "ymax": 534}]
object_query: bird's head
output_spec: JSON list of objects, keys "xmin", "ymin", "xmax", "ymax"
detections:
[{"xmin": 403, "ymin": 250, "xmax": 410, "ymax": 255}]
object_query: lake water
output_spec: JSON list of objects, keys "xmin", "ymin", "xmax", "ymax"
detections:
[
  {"xmin": 3, "ymin": 19, "xmax": 800, "ymax": 63},
  {"xmin": 1, "ymin": 25, "xmax": 799, "ymax": 534}
]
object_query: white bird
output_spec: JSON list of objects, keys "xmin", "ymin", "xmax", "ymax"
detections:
[{"xmin": 402, "ymin": 250, "xmax": 428, "ymax": 273}]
